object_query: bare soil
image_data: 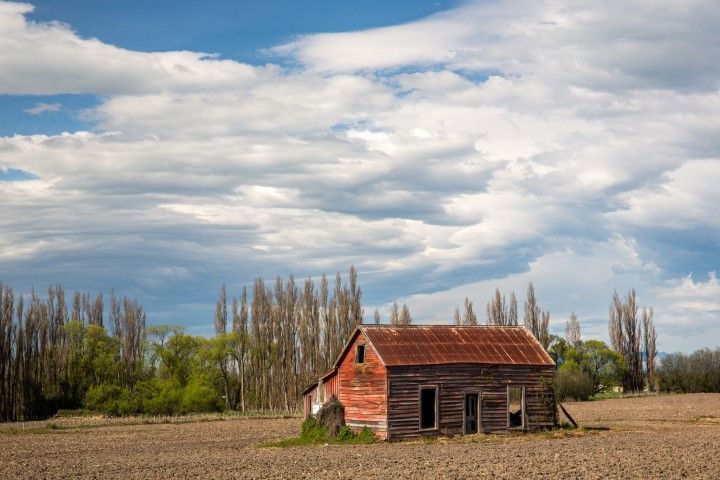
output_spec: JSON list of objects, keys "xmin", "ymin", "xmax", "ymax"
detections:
[{"xmin": 1, "ymin": 393, "xmax": 719, "ymax": 479}]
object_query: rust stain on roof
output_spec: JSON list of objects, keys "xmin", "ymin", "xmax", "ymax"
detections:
[{"xmin": 360, "ymin": 324, "xmax": 554, "ymax": 367}]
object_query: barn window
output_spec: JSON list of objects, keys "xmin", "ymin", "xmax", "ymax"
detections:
[
  {"xmin": 419, "ymin": 386, "xmax": 438, "ymax": 430},
  {"xmin": 507, "ymin": 386, "xmax": 525, "ymax": 429},
  {"xmin": 355, "ymin": 344, "xmax": 365, "ymax": 364}
]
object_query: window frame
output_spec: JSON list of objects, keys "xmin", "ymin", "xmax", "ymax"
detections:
[
  {"xmin": 355, "ymin": 344, "xmax": 366, "ymax": 364},
  {"xmin": 418, "ymin": 385, "xmax": 439, "ymax": 431}
]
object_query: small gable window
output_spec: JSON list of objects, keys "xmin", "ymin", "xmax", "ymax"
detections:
[{"xmin": 355, "ymin": 344, "xmax": 366, "ymax": 364}]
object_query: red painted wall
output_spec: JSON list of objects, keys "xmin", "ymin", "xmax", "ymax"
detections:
[
  {"xmin": 324, "ymin": 373, "xmax": 338, "ymax": 399},
  {"xmin": 337, "ymin": 332, "xmax": 388, "ymax": 438}
]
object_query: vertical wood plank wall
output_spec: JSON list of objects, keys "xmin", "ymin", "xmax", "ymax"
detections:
[
  {"xmin": 337, "ymin": 332, "xmax": 388, "ymax": 438},
  {"xmin": 323, "ymin": 374, "xmax": 338, "ymax": 399},
  {"xmin": 386, "ymin": 364, "xmax": 555, "ymax": 440}
]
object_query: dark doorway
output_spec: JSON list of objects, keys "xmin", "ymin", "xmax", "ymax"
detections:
[
  {"xmin": 419, "ymin": 387, "xmax": 437, "ymax": 429},
  {"xmin": 464, "ymin": 393, "xmax": 479, "ymax": 434}
]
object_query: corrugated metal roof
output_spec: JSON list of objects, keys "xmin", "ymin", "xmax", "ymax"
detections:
[{"xmin": 360, "ymin": 324, "xmax": 554, "ymax": 367}]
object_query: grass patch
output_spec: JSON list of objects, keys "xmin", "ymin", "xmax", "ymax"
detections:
[
  {"xmin": 259, "ymin": 418, "xmax": 376, "ymax": 448},
  {"xmin": 53, "ymin": 409, "xmax": 100, "ymax": 418},
  {"xmin": 590, "ymin": 391, "xmax": 624, "ymax": 401},
  {"xmin": 0, "ymin": 410, "xmax": 300, "ymax": 436}
]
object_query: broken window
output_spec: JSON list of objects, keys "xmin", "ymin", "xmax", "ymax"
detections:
[
  {"xmin": 355, "ymin": 344, "xmax": 365, "ymax": 364},
  {"xmin": 507, "ymin": 386, "xmax": 525, "ymax": 428},
  {"xmin": 419, "ymin": 386, "xmax": 438, "ymax": 429}
]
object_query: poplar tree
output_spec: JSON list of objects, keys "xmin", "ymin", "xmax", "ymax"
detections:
[
  {"xmin": 565, "ymin": 312, "xmax": 581, "ymax": 346},
  {"xmin": 463, "ymin": 297, "xmax": 478, "ymax": 325},
  {"xmin": 389, "ymin": 302, "xmax": 400, "ymax": 325},
  {"xmin": 398, "ymin": 303, "xmax": 412, "ymax": 325}
]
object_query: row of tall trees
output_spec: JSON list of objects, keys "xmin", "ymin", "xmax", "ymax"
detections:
[
  {"xmin": 451, "ymin": 283, "xmax": 550, "ymax": 349},
  {"xmin": 0, "ymin": 283, "xmax": 145, "ymax": 421},
  {"xmin": 551, "ymin": 288, "xmax": 659, "ymax": 398},
  {"xmin": 210, "ymin": 267, "xmax": 363, "ymax": 412},
  {"xmin": 608, "ymin": 289, "xmax": 657, "ymax": 392},
  {"xmin": 0, "ymin": 267, "xmax": 364, "ymax": 420}
]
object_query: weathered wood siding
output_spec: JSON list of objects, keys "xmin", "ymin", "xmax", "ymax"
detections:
[
  {"xmin": 386, "ymin": 364, "xmax": 555, "ymax": 440},
  {"xmin": 323, "ymin": 373, "xmax": 338, "ymax": 400},
  {"xmin": 337, "ymin": 332, "xmax": 388, "ymax": 438},
  {"xmin": 303, "ymin": 392, "xmax": 312, "ymax": 419}
]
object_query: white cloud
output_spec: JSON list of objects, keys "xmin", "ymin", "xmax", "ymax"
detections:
[
  {"xmin": 608, "ymin": 159, "xmax": 720, "ymax": 229},
  {"xmin": 23, "ymin": 102, "xmax": 61, "ymax": 115},
  {"xmin": 0, "ymin": 2, "xmax": 261, "ymax": 95},
  {"xmin": 1, "ymin": 1, "xmax": 719, "ymax": 349}
]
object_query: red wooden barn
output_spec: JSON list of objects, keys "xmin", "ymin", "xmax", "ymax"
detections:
[{"xmin": 302, "ymin": 324, "xmax": 556, "ymax": 440}]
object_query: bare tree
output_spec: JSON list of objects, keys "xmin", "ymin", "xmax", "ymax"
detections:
[
  {"xmin": 608, "ymin": 291, "xmax": 624, "ymax": 352},
  {"xmin": 214, "ymin": 284, "xmax": 227, "ymax": 335},
  {"xmin": 463, "ymin": 297, "xmax": 478, "ymax": 325},
  {"xmin": 608, "ymin": 289, "xmax": 645, "ymax": 392},
  {"xmin": 565, "ymin": 312, "xmax": 581, "ymax": 346},
  {"xmin": 389, "ymin": 302, "xmax": 400, "ymax": 325},
  {"xmin": 524, "ymin": 282, "xmax": 540, "ymax": 336},
  {"xmin": 539, "ymin": 310, "xmax": 550, "ymax": 350},
  {"xmin": 399, "ymin": 303, "xmax": 412, "ymax": 325},
  {"xmin": 348, "ymin": 265, "xmax": 363, "ymax": 328},
  {"xmin": 373, "ymin": 309, "xmax": 381, "ymax": 324},
  {"xmin": 508, "ymin": 292, "xmax": 518, "ymax": 325},
  {"xmin": 90, "ymin": 291, "xmax": 103, "ymax": 327},
  {"xmin": 643, "ymin": 307, "xmax": 657, "ymax": 392},
  {"xmin": 319, "ymin": 274, "xmax": 331, "ymax": 370},
  {"xmin": 453, "ymin": 307, "xmax": 461, "ymax": 325},
  {"xmin": 524, "ymin": 283, "xmax": 549, "ymax": 349},
  {"xmin": 486, "ymin": 289, "xmax": 509, "ymax": 325}
]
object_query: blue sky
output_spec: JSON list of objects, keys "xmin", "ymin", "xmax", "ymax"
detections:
[{"xmin": 1, "ymin": 0, "xmax": 719, "ymax": 350}]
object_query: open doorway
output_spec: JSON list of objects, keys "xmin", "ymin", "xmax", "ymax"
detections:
[
  {"xmin": 419, "ymin": 386, "xmax": 438, "ymax": 430},
  {"xmin": 464, "ymin": 393, "xmax": 480, "ymax": 434},
  {"xmin": 507, "ymin": 386, "xmax": 525, "ymax": 428}
]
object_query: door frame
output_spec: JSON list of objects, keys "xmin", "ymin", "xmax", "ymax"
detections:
[{"xmin": 463, "ymin": 391, "xmax": 481, "ymax": 434}]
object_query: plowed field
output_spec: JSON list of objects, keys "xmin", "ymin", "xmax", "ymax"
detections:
[{"xmin": 1, "ymin": 393, "xmax": 719, "ymax": 479}]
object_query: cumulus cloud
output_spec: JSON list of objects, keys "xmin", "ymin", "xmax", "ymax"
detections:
[{"xmin": 1, "ymin": 1, "xmax": 719, "ymax": 350}]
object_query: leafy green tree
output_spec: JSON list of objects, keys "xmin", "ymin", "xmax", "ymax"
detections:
[{"xmin": 555, "ymin": 339, "xmax": 624, "ymax": 397}]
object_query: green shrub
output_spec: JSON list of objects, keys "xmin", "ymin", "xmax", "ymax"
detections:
[
  {"xmin": 300, "ymin": 418, "xmax": 328, "ymax": 442},
  {"xmin": 181, "ymin": 376, "xmax": 221, "ymax": 413},
  {"xmin": 556, "ymin": 368, "xmax": 595, "ymax": 401},
  {"xmin": 335, "ymin": 425, "xmax": 353, "ymax": 441},
  {"xmin": 355, "ymin": 426, "xmax": 376, "ymax": 443},
  {"xmin": 261, "ymin": 419, "xmax": 376, "ymax": 447},
  {"xmin": 83, "ymin": 384, "xmax": 125, "ymax": 415},
  {"xmin": 142, "ymin": 379, "xmax": 183, "ymax": 415}
]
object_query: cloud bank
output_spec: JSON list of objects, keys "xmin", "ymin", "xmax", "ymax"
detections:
[{"xmin": 1, "ymin": 0, "xmax": 719, "ymax": 351}]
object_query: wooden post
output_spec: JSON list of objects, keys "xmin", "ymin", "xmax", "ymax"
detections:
[{"xmin": 558, "ymin": 403, "xmax": 578, "ymax": 428}]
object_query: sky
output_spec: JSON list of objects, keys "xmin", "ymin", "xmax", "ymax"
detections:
[{"xmin": 1, "ymin": 0, "xmax": 719, "ymax": 352}]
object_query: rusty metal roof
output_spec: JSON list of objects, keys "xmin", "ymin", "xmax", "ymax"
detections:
[{"xmin": 359, "ymin": 324, "xmax": 554, "ymax": 367}]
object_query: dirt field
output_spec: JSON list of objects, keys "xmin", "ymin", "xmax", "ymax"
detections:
[{"xmin": 1, "ymin": 393, "xmax": 719, "ymax": 479}]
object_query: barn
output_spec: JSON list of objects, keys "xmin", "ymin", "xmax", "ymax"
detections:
[{"xmin": 302, "ymin": 324, "xmax": 557, "ymax": 440}]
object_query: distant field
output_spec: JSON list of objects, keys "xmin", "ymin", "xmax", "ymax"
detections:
[{"xmin": 1, "ymin": 393, "xmax": 718, "ymax": 479}]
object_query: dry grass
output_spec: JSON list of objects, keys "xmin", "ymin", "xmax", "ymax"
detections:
[{"xmin": 1, "ymin": 393, "xmax": 719, "ymax": 479}]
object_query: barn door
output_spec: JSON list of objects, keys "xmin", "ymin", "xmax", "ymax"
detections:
[{"xmin": 464, "ymin": 393, "xmax": 479, "ymax": 434}]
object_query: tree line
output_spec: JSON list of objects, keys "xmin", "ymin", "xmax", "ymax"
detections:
[
  {"xmin": 656, "ymin": 348, "xmax": 720, "ymax": 393},
  {"xmin": 212, "ymin": 267, "xmax": 363, "ymax": 412},
  {"xmin": 548, "ymin": 288, "xmax": 658, "ymax": 400},
  {"xmin": 0, "ymin": 267, "xmax": 363, "ymax": 420},
  {"xmin": 449, "ymin": 282, "xmax": 551, "ymax": 350},
  {"xmin": 0, "ymin": 284, "xmax": 145, "ymax": 421},
  {"xmin": 2, "ymin": 269, "xmax": 697, "ymax": 420}
]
